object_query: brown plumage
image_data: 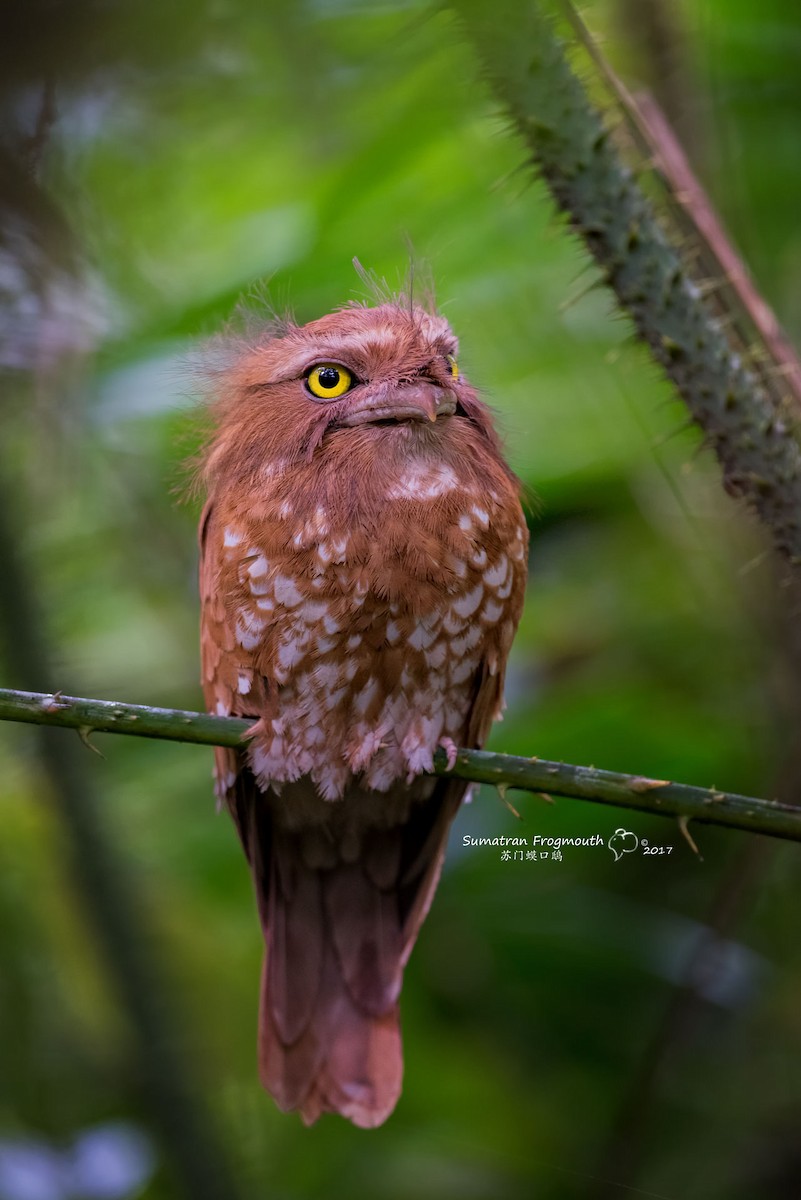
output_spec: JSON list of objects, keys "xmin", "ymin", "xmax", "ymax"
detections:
[{"xmin": 199, "ymin": 297, "xmax": 528, "ymax": 1127}]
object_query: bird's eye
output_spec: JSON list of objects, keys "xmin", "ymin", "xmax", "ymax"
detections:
[
  {"xmin": 306, "ymin": 363, "xmax": 353, "ymax": 400},
  {"xmin": 445, "ymin": 353, "xmax": 459, "ymax": 380}
]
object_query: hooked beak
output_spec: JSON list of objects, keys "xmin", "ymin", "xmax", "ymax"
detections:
[{"xmin": 337, "ymin": 383, "xmax": 456, "ymax": 427}]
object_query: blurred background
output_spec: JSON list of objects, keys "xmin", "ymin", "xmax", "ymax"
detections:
[{"xmin": 1, "ymin": 0, "xmax": 800, "ymax": 1197}]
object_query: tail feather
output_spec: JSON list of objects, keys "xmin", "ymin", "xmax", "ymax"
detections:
[
  {"xmin": 307, "ymin": 1003, "xmax": 402, "ymax": 1128},
  {"xmin": 362, "ymin": 825, "xmax": 404, "ymax": 890},
  {"xmin": 231, "ymin": 768, "xmax": 465, "ymax": 1127},
  {"xmin": 268, "ymin": 841, "xmax": 325, "ymax": 1044},
  {"xmin": 397, "ymin": 785, "xmax": 462, "ymax": 965},
  {"xmin": 258, "ymin": 923, "xmax": 404, "ymax": 1128},
  {"xmin": 324, "ymin": 862, "xmax": 402, "ymax": 1014}
]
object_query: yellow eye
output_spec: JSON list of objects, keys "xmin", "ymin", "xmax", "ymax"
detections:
[
  {"xmin": 306, "ymin": 363, "xmax": 353, "ymax": 400},
  {"xmin": 445, "ymin": 353, "xmax": 459, "ymax": 380}
]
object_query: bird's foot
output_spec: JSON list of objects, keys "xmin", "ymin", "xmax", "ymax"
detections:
[{"xmin": 438, "ymin": 737, "xmax": 458, "ymax": 772}]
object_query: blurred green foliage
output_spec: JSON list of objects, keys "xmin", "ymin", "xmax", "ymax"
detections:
[{"xmin": 1, "ymin": 1, "xmax": 801, "ymax": 1197}]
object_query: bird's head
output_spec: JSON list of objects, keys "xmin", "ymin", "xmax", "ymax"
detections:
[{"xmin": 202, "ymin": 300, "xmax": 503, "ymax": 490}]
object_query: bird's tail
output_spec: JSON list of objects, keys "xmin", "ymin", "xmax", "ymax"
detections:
[{"xmin": 231, "ymin": 770, "xmax": 462, "ymax": 1128}]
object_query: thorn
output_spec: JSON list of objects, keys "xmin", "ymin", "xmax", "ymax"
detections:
[
  {"xmin": 77, "ymin": 725, "xmax": 105, "ymax": 758},
  {"xmin": 737, "ymin": 550, "xmax": 770, "ymax": 578},
  {"xmin": 650, "ymin": 418, "xmax": 696, "ymax": 448},
  {"xmin": 559, "ymin": 275, "xmax": 605, "ymax": 314},
  {"xmin": 41, "ymin": 691, "xmax": 69, "ymax": 713},
  {"xmin": 496, "ymin": 783, "xmax": 522, "ymax": 820},
  {"xmin": 630, "ymin": 776, "xmax": 670, "ymax": 793},
  {"xmin": 677, "ymin": 814, "xmax": 702, "ymax": 859}
]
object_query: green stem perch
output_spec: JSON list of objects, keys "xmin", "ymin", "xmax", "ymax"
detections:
[{"xmin": 2, "ymin": 688, "xmax": 799, "ymax": 843}]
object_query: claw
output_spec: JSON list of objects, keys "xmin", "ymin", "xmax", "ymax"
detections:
[{"xmin": 438, "ymin": 737, "xmax": 458, "ymax": 772}]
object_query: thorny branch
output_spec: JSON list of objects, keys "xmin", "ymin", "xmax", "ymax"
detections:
[
  {"xmin": 448, "ymin": 0, "xmax": 801, "ymax": 564},
  {"xmin": 2, "ymin": 688, "xmax": 800, "ymax": 844}
]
